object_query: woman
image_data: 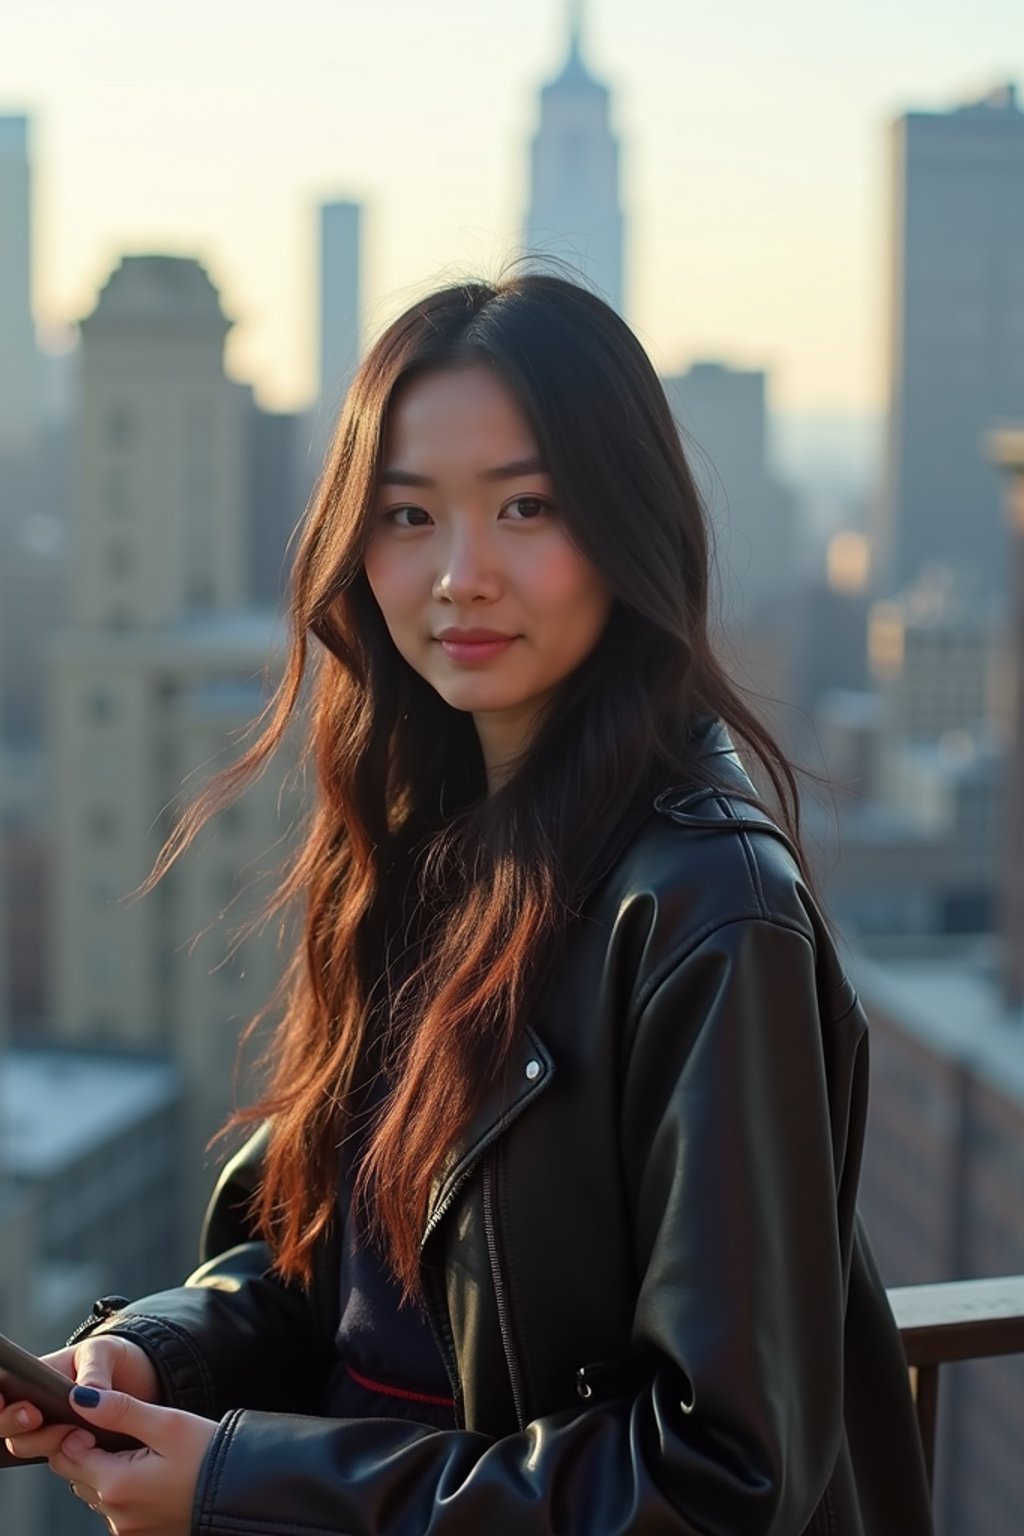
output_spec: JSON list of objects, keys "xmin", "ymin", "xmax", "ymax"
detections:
[{"xmin": 1, "ymin": 272, "xmax": 934, "ymax": 1534}]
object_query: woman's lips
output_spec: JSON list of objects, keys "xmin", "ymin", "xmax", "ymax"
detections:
[{"xmin": 438, "ymin": 636, "xmax": 518, "ymax": 663}]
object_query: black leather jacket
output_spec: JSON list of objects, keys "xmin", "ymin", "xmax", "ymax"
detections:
[{"xmin": 67, "ymin": 719, "xmax": 934, "ymax": 1535}]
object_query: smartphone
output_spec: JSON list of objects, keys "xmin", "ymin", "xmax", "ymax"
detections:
[{"xmin": 0, "ymin": 1331, "xmax": 144, "ymax": 1468}]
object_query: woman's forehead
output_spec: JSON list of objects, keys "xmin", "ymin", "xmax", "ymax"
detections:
[{"xmin": 383, "ymin": 365, "xmax": 540, "ymax": 470}]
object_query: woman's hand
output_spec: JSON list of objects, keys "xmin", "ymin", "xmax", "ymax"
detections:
[
  {"xmin": 46, "ymin": 1385, "xmax": 219, "ymax": 1536},
  {"xmin": 0, "ymin": 1334, "xmax": 162, "ymax": 1462}
]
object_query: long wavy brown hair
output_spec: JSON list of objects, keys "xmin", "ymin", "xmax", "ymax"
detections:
[{"xmin": 140, "ymin": 267, "xmax": 834, "ymax": 1306}]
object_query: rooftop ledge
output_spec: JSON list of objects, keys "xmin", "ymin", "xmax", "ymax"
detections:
[{"xmin": 888, "ymin": 1273, "xmax": 1024, "ymax": 1495}]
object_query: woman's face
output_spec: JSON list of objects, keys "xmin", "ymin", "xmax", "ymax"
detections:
[{"xmin": 363, "ymin": 363, "xmax": 613, "ymax": 782}]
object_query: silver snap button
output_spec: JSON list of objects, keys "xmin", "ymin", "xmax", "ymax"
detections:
[{"xmin": 524, "ymin": 1059, "xmax": 541, "ymax": 1081}]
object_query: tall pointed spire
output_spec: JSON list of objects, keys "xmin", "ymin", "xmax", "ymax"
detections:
[
  {"xmin": 523, "ymin": 0, "xmax": 624, "ymax": 314},
  {"xmin": 568, "ymin": 0, "xmax": 584, "ymax": 58}
]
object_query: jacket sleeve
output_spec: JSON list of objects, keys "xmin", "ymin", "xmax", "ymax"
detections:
[
  {"xmin": 188, "ymin": 917, "xmax": 856, "ymax": 1536},
  {"xmin": 71, "ymin": 1123, "xmax": 336, "ymax": 1421}
]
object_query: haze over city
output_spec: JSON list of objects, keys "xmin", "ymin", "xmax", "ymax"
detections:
[
  {"xmin": 3, "ymin": 5, "xmax": 1024, "ymax": 1533},
  {"xmin": 4, "ymin": 0, "xmax": 1022, "ymax": 414}
]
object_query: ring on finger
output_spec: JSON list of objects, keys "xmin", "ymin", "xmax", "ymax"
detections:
[{"xmin": 69, "ymin": 1479, "xmax": 102, "ymax": 1510}]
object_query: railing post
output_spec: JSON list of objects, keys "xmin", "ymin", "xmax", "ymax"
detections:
[{"xmin": 908, "ymin": 1363, "xmax": 940, "ymax": 1493}]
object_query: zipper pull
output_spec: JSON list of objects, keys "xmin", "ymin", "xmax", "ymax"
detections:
[{"xmin": 575, "ymin": 1358, "xmax": 634, "ymax": 1401}]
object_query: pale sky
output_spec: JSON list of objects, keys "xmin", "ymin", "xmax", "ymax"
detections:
[{"xmin": 3, "ymin": 0, "xmax": 1021, "ymax": 413}]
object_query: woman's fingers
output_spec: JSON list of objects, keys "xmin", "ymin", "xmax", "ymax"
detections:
[
  {"xmin": 0, "ymin": 1396, "xmax": 43, "ymax": 1434},
  {"xmin": 1, "ymin": 1388, "xmax": 94, "ymax": 1458},
  {"xmin": 5, "ymin": 1421, "xmax": 95, "ymax": 1460}
]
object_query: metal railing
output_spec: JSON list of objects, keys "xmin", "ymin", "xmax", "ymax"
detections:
[{"xmin": 887, "ymin": 1274, "xmax": 1024, "ymax": 1494}]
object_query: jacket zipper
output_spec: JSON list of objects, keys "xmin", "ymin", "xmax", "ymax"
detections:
[
  {"xmin": 416, "ymin": 1051, "xmax": 552, "ymax": 1431},
  {"xmin": 420, "ymin": 1181, "xmax": 471, "ymax": 1428},
  {"xmin": 482, "ymin": 1147, "xmax": 528, "ymax": 1430},
  {"xmin": 419, "ymin": 1147, "xmax": 509, "ymax": 1428}
]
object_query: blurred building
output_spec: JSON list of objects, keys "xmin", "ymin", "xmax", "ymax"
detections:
[
  {"xmin": 49, "ymin": 254, "xmax": 301, "ymax": 1243},
  {"xmin": 524, "ymin": 0, "xmax": 625, "ymax": 314},
  {"xmin": 663, "ymin": 362, "xmax": 803, "ymax": 627},
  {"xmin": 808, "ymin": 562, "xmax": 1008, "ymax": 941},
  {"xmin": 1, "ymin": 745, "xmax": 49, "ymax": 1028},
  {"xmin": 661, "ymin": 361, "xmax": 804, "ymax": 750},
  {"xmin": 780, "ymin": 532, "xmax": 872, "ymax": 723},
  {"xmin": 853, "ymin": 950, "xmax": 1024, "ymax": 1536},
  {"xmin": 866, "ymin": 567, "xmax": 1005, "ymax": 750},
  {"xmin": 243, "ymin": 392, "xmax": 304, "ymax": 609},
  {"xmin": 309, "ymin": 199, "xmax": 363, "ymax": 475},
  {"xmin": 0, "ymin": 1182, "xmax": 38, "ymax": 1533},
  {"xmin": 0, "ymin": 429, "xmax": 71, "ymax": 745},
  {"xmin": 0, "ymin": 1047, "xmax": 181, "ymax": 1536},
  {"xmin": 0, "ymin": 114, "xmax": 45, "ymax": 456},
  {"xmin": 0, "ymin": 1048, "xmax": 182, "ymax": 1307},
  {"xmin": 67, "ymin": 255, "xmax": 248, "ymax": 629},
  {"xmin": 875, "ymin": 81, "xmax": 1024, "ymax": 602},
  {"xmin": 986, "ymin": 426, "xmax": 1024, "ymax": 1011}
]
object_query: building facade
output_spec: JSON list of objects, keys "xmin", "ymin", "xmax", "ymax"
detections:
[
  {"xmin": 50, "ymin": 254, "xmax": 302, "ymax": 1244},
  {"xmin": 876, "ymin": 82, "xmax": 1024, "ymax": 602},
  {"xmin": 310, "ymin": 199, "xmax": 363, "ymax": 473},
  {"xmin": 0, "ymin": 115, "xmax": 44, "ymax": 456},
  {"xmin": 523, "ymin": 0, "xmax": 625, "ymax": 314}
]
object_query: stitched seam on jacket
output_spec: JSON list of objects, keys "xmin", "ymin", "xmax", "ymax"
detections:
[
  {"xmin": 497, "ymin": 1136, "xmax": 535, "ymax": 1420},
  {"xmin": 199, "ymin": 1406, "xmax": 242, "ymax": 1535},
  {"xmin": 102, "ymin": 1314, "xmax": 217, "ymax": 1417},
  {"xmin": 715, "ymin": 793, "xmax": 768, "ymax": 919},
  {"xmin": 630, "ymin": 913, "xmax": 816, "ymax": 1023}
]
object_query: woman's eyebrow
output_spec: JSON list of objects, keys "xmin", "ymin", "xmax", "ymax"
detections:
[{"xmin": 378, "ymin": 456, "xmax": 548, "ymax": 488}]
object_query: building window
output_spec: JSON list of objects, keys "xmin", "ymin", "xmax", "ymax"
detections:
[
  {"xmin": 106, "ymin": 539, "xmax": 135, "ymax": 578},
  {"xmin": 107, "ymin": 473, "xmax": 132, "ymax": 517},
  {"xmin": 88, "ymin": 939, "xmax": 120, "ymax": 985},
  {"xmin": 88, "ymin": 687, "xmax": 118, "ymax": 723},
  {"xmin": 86, "ymin": 806, "xmax": 119, "ymax": 840},
  {"xmin": 107, "ymin": 405, "xmax": 136, "ymax": 448}
]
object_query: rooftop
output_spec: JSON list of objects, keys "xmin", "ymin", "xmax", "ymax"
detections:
[
  {"xmin": 849, "ymin": 948, "xmax": 1024, "ymax": 1104},
  {"xmin": 84, "ymin": 254, "xmax": 232, "ymax": 330},
  {"xmin": 0, "ymin": 1048, "xmax": 181, "ymax": 1177}
]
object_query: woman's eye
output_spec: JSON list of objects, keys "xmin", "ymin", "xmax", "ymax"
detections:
[
  {"xmin": 382, "ymin": 506, "xmax": 431, "ymax": 528},
  {"xmin": 503, "ymin": 496, "xmax": 550, "ymax": 521}
]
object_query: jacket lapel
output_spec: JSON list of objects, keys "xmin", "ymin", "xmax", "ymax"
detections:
[
  {"xmin": 422, "ymin": 1022, "xmax": 555, "ymax": 1242},
  {"xmin": 419, "ymin": 715, "xmax": 743, "ymax": 1242}
]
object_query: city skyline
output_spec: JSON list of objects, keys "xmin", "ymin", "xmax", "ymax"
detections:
[{"xmin": 2, "ymin": 0, "xmax": 1021, "ymax": 414}]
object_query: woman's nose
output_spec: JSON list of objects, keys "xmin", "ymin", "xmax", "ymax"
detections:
[{"xmin": 432, "ymin": 527, "xmax": 503, "ymax": 603}]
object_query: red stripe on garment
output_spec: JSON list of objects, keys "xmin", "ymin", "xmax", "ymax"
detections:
[{"xmin": 344, "ymin": 1360, "xmax": 455, "ymax": 1408}]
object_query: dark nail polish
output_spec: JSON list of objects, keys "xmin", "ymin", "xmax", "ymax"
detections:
[{"xmin": 71, "ymin": 1387, "xmax": 101, "ymax": 1407}]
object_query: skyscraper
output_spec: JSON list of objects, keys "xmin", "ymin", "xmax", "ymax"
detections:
[
  {"xmin": 0, "ymin": 115, "xmax": 44, "ymax": 455},
  {"xmin": 523, "ymin": 0, "xmax": 625, "ymax": 314},
  {"xmin": 50, "ymin": 255, "xmax": 298, "ymax": 1241},
  {"xmin": 876, "ymin": 83, "xmax": 1024, "ymax": 602},
  {"xmin": 661, "ymin": 361, "xmax": 801, "ymax": 625},
  {"xmin": 987, "ymin": 425, "xmax": 1024, "ymax": 1012},
  {"xmin": 311, "ymin": 199, "xmax": 362, "ymax": 473}
]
